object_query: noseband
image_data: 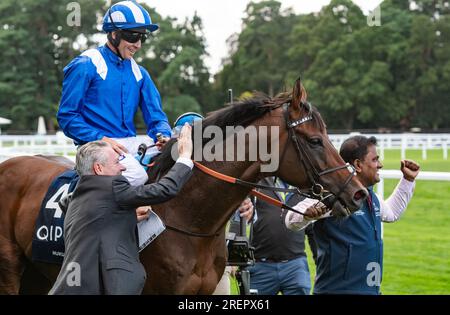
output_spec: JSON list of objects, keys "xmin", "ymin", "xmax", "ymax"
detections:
[{"xmin": 282, "ymin": 102, "xmax": 356, "ymax": 210}]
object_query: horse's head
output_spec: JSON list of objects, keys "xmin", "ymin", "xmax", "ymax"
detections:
[{"xmin": 275, "ymin": 78, "xmax": 367, "ymax": 216}]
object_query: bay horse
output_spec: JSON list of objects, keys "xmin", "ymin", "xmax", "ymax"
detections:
[{"xmin": 0, "ymin": 79, "xmax": 367, "ymax": 294}]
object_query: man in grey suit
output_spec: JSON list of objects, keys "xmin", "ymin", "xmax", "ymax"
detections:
[{"xmin": 49, "ymin": 124, "xmax": 194, "ymax": 295}]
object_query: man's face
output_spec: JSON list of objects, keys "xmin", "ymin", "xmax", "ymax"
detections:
[
  {"xmin": 114, "ymin": 31, "xmax": 143, "ymax": 60},
  {"xmin": 356, "ymin": 144, "xmax": 383, "ymax": 187},
  {"xmin": 95, "ymin": 147, "xmax": 126, "ymax": 176}
]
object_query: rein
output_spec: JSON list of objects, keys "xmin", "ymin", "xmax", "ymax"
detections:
[
  {"xmin": 193, "ymin": 161, "xmax": 311, "ymax": 216},
  {"xmin": 282, "ymin": 102, "xmax": 356, "ymax": 212}
]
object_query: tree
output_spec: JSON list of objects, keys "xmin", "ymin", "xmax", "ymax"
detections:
[
  {"xmin": 137, "ymin": 7, "xmax": 212, "ymax": 118},
  {"xmin": 215, "ymin": 0, "xmax": 298, "ymax": 101},
  {"xmin": 162, "ymin": 94, "xmax": 202, "ymax": 125},
  {"xmin": 0, "ymin": 0, "xmax": 103, "ymax": 132},
  {"xmin": 297, "ymin": 0, "xmax": 369, "ymax": 130}
]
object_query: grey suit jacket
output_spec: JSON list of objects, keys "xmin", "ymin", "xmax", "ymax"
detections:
[{"xmin": 49, "ymin": 162, "xmax": 192, "ymax": 295}]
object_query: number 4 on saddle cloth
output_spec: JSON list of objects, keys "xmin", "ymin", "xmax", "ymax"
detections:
[
  {"xmin": 32, "ymin": 151, "xmax": 161, "ymax": 265},
  {"xmin": 32, "ymin": 169, "xmax": 79, "ymax": 264}
]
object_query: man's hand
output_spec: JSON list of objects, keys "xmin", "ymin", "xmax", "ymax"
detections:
[
  {"xmin": 136, "ymin": 206, "xmax": 151, "ymax": 222},
  {"xmin": 303, "ymin": 202, "xmax": 329, "ymax": 221},
  {"xmin": 177, "ymin": 123, "xmax": 193, "ymax": 159},
  {"xmin": 401, "ymin": 159, "xmax": 420, "ymax": 182},
  {"xmin": 101, "ymin": 136, "xmax": 128, "ymax": 155},
  {"xmin": 237, "ymin": 198, "xmax": 254, "ymax": 222}
]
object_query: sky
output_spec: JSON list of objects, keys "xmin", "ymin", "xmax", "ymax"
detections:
[{"xmin": 144, "ymin": 0, "xmax": 384, "ymax": 74}]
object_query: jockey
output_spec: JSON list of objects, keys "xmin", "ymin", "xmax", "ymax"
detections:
[{"xmin": 57, "ymin": 1, "xmax": 171, "ymax": 186}]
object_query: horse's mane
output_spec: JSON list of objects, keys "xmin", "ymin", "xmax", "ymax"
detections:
[{"xmin": 148, "ymin": 92, "xmax": 325, "ymax": 180}]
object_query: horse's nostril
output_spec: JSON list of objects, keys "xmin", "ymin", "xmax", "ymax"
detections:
[{"xmin": 353, "ymin": 189, "xmax": 368, "ymax": 202}]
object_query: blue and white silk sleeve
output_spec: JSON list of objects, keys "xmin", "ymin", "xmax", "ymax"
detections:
[
  {"xmin": 139, "ymin": 69, "xmax": 171, "ymax": 141},
  {"xmin": 57, "ymin": 57, "xmax": 104, "ymax": 144}
]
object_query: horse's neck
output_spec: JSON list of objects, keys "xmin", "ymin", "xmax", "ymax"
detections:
[
  {"xmin": 163, "ymin": 113, "xmax": 283, "ymax": 235},
  {"xmin": 174, "ymin": 160, "xmax": 260, "ymax": 235}
]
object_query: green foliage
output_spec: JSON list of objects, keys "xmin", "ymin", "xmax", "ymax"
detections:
[
  {"xmin": 0, "ymin": 0, "xmax": 211, "ymax": 133},
  {"xmin": 0, "ymin": 0, "xmax": 103, "ymax": 132},
  {"xmin": 137, "ymin": 6, "xmax": 212, "ymax": 118},
  {"xmin": 214, "ymin": 0, "xmax": 298, "ymax": 100},
  {"xmin": 1, "ymin": 0, "xmax": 449, "ymax": 133},
  {"xmin": 215, "ymin": 0, "xmax": 450, "ymax": 131},
  {"xmin": 162, "ymin": 94, "xmax": 202, "ymax": 126}
]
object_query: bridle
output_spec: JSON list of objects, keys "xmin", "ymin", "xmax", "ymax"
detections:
[{"xmin": 281, "ymin": 102, "xmax": 356, "ymax": 212}]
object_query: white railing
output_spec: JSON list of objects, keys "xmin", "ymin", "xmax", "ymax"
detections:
[
  {"xmin": 376, "ymin": 170, "xmax": 450, "ymax": 199},
  {"xmin": 329, "ymin": 133, "xmax": 449, "ymax": 160},
  {"xmin": 1, "ymin": 133, "xmax": 449, "ymax": 152},
  {"xmin": 1, "ymin": 133, "xmax": 449, "ymax": 162},
  {"xmin": 0, "ymin": 133, "xmax": 156, "ymax": 156},
  {"xmin": 1, "ymin": 133, "xmax": 449, "ymax": 201},
  {"xmin": 0, "ymin": 133, "xmax": 77, "ymax": 156}
]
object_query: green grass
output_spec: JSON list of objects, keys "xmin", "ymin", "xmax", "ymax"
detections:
[
  {"xmin": 232, "ymin": 149, "xmax": 450, "ymax": 295},
  {"xmin": 381, "ymin": 149, "xmax": 450, "ymax": 172},
  {"xmin": 381, "ymin": 179, "xmax": 450, "ymax": 294}
]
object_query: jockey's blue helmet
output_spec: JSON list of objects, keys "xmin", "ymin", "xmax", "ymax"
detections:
[
  {"xmin": 172, "ymin": 112, "xmax": 204, "ymax": 135},
  {"xmin": 102, "ymin": 1, "xmax": 159, "ymax": 33}
]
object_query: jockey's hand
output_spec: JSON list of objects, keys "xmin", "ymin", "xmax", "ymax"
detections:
[
  {"xmin": 136, "ymin": 206, "xmax": 151, "ymax": 222},
  {"xmin": 401, "ymin": 159, "xmax": 420, "ymax": 182},
  {"xmin": 101, "ymin": 136, "xmax": 128, "ymax": 155},
  {"xmin": 177, "ymin": 123, "xmax": 193, "ymax": 159},
  {"xmin": 304, "ymin": 202, "xmax": 328, "ymax": 221},
  {"xmin": 238, "ymin": 198, "xmax": 254, "ymax": 222},
  {"xmin": 156, "ymin": 136, "xmax": 171, "ymax": 150}
]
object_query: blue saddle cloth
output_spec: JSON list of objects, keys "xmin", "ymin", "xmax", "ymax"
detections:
[{"xmin": 32, "ymin": 169, "xmax": 79, "ymax": 265}]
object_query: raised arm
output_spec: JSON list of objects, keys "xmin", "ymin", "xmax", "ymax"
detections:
[{"xmin": 381, "ymin": 159, "xmax": 419, "ymax": 222}]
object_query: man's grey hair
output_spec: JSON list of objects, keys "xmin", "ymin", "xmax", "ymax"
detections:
[{"xmin": 75, "ymin": 141, "xmax": 111, "ymax": 176}]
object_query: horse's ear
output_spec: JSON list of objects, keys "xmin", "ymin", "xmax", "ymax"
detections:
[{"xmin": 291, "ymin": 77, "xmax": 308, "ymax": 112}]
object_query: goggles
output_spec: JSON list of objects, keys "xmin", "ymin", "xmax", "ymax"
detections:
[{"xmin": 120, "ymin": 30, "xmax": 148, "ymax": 44}]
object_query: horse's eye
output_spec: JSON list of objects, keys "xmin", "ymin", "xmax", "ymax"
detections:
[{"xmin": 308, "ymin": 138, "xmax": 322, "ymax": 146}]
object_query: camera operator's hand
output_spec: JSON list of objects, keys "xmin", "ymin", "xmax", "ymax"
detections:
[
  {"xmin": 177, "ymin": 123, "xmax": 193, "ymax": 159},
  {"xmin": 238, "ymin": 198, "xmax": 254, "ymax": 222}
]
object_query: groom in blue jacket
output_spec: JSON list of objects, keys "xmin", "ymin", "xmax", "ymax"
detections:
[{"xmin": 285, "ymin": 135, "xmax": 420, "ymax": 294}]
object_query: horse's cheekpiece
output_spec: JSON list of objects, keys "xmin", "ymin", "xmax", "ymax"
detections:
[{"xmin": 32, "ymin": 170, "xmax": 79, "ymax": 265}]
